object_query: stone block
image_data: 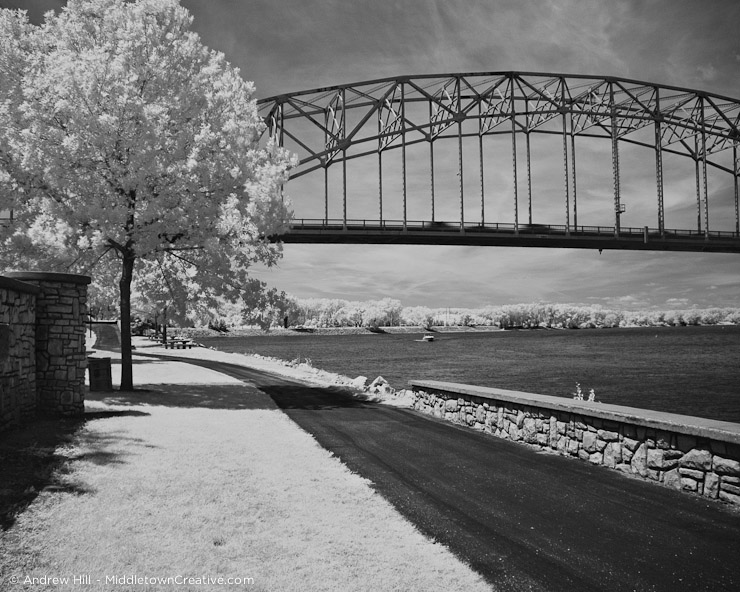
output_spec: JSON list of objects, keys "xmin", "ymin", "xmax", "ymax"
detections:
[
  {"xmin": 597, "ymin": 429, "xmax": 619, "ymax": 442},
  {"xmin": 475, "ymin": 405, "xmax": 486, "ymax": 423},
  {"xmin": 721, "ymin": 483, "xmax": 740, "ymax": 496},
  {"xmin": 678, "ymin": 467, "xmax": 705, "ymax": 480},
  {"xmin": 567, "ymin": 439, "xmax": 579, "ymax": 456},
  {"xmin": 648, "ymin": 449, "xmax": 681, "ymax": 470},
  {"xmin": 589, "ymin": 452, "xmax": 603, "ymax": 465},
  {"xmin": 679, "ymin": 448, "xmax": 713, "ymax": 471},
  {"xmin": 631, "ymin": 443, "xmax": 649, "ymax": 477},
  {"xmin": 722, "ymin": 476, "xmax": 740, "ymax": 485},
  {"xmin": 581, "ymin": 431, "xmax": 596, "ymax": 453},
  {"xmin": 578, "ymin": 450, "xmax": 590, "ymax": 462},
  {"xmin": 522, "ymin": 417, "xmax": 537, "ymax": 443},
  {"xmin": 719, "ymin": 490, "xmax": 740, "ymax": 505},
  {"xmin": 622, "ymin": 436, "xmax": 640, "ymax": 452},
  {"xmin": 680, "ymin": 477, "xmax": 700, "ymax": 492},
  {"xmin": 445, "ymin": 398, "xmax": 458, "ymax": 412},
  {"xmin": 603, "ymin": 442, "xmax": 622, "ymax": 468},
  {"xmin": 663, "ymin": 468, "xmax": 682, "ymax": 490},
  {"xmin": 704, "ymin": 473, "xmax": 720, "ymax": 499},
  {"xmin": 713, "ymin": 456, "xmax": 740, "ymax": 476}
]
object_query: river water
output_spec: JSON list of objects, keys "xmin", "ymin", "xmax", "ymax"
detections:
[{"xmin": 199, "ymin": 325, "xmax": 740, "ymax": 423}]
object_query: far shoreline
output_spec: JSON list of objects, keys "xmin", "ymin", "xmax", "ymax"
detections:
[{"xmin": 176, "ymin": 323, "xmax": 739, "ymax": 340}]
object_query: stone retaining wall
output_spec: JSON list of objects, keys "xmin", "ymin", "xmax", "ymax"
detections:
[
  {"xmin": 411, "ymin": 380, "xmax": 740, "ymax": 507},
  {"xmin": 1, "ymin": 272, "xmax": 90, "ymax": 432}
]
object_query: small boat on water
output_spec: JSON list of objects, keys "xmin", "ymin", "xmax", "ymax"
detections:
[{"xmin": 414, "ymin": 334, "xmax": 436, "ymax": 342}]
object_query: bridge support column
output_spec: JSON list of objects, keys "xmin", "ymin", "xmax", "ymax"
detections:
[
  {"xmin": 323, "ymin": 165, "xmax": 329, "ymax": 224},
  {"xmin": 401, "ymin": 82, "xmax": 407, "ymax": 230},
  {"xmin": 511, "ymin": 105, "xmax": 518, "ymax": 232},
  {"xmin": 458, "ymin": 118, "xmax": 464, "ymax": 230},
  {"xmin": 570, "ymin": 123, "xmax": 577, "ymax": 231},
  {"xmin": 734, "ymin": 143, "xmax": 739, "ymax": 237},
  {"xmin": 479, "ymin": 124, "xmax": 485, "ymax": 225},
  {"xmin": 611, "ymin": 124, "xmax": 621, "ymax": 235},
  {"xmin": 655, "ymin": 119, "xmax": 665, "ymax": 236},
  {"xmin": 525, "ymin": 132, "xmax": 532, "ymax": 225},
  {"xmin": 700, "ymin": 106, "xmax": 710, "ymax": 239},
  {"xmin": 561, "ymin": 111, "xmax": 571, "ymax": 234},
  {"xmin": 694, "ymin": 149, "xmax": 702, "ymax": 234}
]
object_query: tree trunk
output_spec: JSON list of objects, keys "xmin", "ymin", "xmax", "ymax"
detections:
[{"xmin": 119, "ymin": 251, "xmax": 136, "ymax": 391}]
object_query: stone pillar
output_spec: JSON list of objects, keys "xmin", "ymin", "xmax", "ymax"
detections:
[
  {"xmin": 6, "ymin": 272, "xmax": 91, "ymax": 417},
  {"xmin": 0, "ymin": 276, "xmax": 39, "ymax": 431}
]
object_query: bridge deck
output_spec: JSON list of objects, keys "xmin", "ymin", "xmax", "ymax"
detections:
[{"xmin": 272, "ymin": 220, "xmax": 740, "ymax": 253}]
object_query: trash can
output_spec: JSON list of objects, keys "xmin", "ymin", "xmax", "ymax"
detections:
[{"xmin": 88, "ymin": 357, "xmax": 113, "ymax": 392}]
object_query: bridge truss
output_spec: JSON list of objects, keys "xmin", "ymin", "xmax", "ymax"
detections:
[{"xmin": 258, "ymin": 72, "xmax": 740, "ymax": 252}]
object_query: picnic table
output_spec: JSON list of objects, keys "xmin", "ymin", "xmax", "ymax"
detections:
[{"xmin": 163, "ymin": 338, "xmax": 195, "ymax": 349}]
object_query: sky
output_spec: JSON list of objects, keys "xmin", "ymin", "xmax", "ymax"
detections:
[{"xmin": 5, "ymin": 0, "xmax": 740, "ymax": 310}]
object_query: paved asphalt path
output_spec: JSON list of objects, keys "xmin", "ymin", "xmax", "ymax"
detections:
[{"xmin": 156, "ymin": 355, "xmax": 740, "ymax": 592}]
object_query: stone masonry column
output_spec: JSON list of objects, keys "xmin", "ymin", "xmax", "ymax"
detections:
[{"xmin": 6, "ymin": 272, "xmax": 91, "ymax": 416}]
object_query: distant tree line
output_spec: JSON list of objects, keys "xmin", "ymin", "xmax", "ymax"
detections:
[{"xmin": 237, "ymin": 297, "xmax": 740, "ymax": 331}]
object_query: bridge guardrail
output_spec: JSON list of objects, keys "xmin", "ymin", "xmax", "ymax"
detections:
[{"xmin": 287, "ymin": 219, "xmax": 740, "ymax": 241}]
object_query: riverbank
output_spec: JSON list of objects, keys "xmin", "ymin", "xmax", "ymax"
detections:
[
  {"xmin": 173, "ymin": 325, "xmax": 504, "ymax": 339},
  {"xmin": 172, "ymin": 321, "xmax": 739, "ymax": 341}
]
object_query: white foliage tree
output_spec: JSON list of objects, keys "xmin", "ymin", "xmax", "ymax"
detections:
[{"xmin": 0, "ymin": 0, "xmax": 295, "ymax": 390}]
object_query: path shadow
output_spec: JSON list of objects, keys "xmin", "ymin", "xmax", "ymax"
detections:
[
  {"xmin": 87, "ymin": 384, "xmax": 279, "ymax": 410},
  {"xmin": 0, "ymin": 408, "xmax": 149, "ymax": 530},
  {"xmin": 260, "ymin": 384, "xmax": 382, "ymax": 411}
]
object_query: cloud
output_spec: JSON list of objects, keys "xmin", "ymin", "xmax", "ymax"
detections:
[{"xmin": 6, "ymin": 0, "xmax": 738, "ymax": 310}]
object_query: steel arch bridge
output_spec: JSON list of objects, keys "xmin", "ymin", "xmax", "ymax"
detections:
[{"xmin": 258, "ymin": 72, "xmax": 740, "ymax": 253}]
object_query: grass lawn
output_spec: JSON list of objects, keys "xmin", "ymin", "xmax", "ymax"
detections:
[{"xmin": 1, "ymin": 375, "xmax": 493, "ymax": 591}]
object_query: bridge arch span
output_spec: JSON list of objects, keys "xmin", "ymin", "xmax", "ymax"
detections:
[{"xmin": 258, "ymin": 72, "xmax": 740, "ymax": 252}]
